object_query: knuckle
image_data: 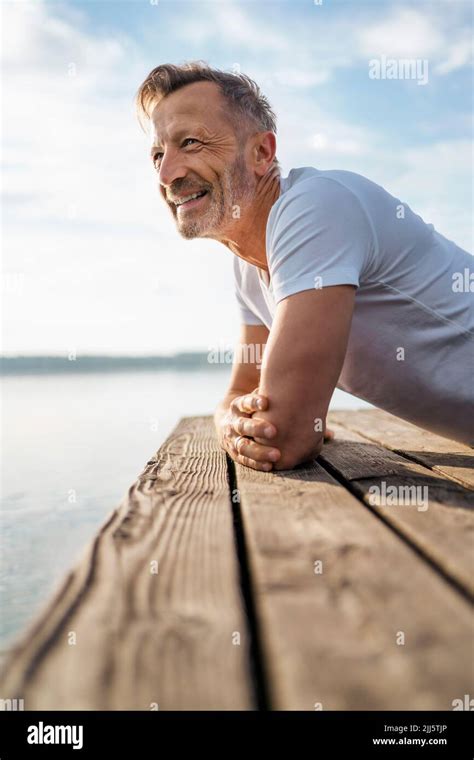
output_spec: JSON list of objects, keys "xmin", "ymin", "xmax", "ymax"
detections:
[
  {"xmin": 235, "ymin": 435, "xmax": 247, "ymax": 455},
  {"xmin": 242, "ymin": 419, "xmax": 253, "ymax": 435},
  {"xmin": 232, "ymin": 398, "xmax": 243, "ymax": 414},
  {"xmin": 241, "ymin": 395, "xmax": 250, "ymax": 411},
  {"xmin": 236, "ymin": 418, "xmax": 246, "ymax": 435}
]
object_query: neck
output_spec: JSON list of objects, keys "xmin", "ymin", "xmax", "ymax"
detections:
[{"xmin": 216, "ymin": 168, "xmax": 281, "ymax": 272}]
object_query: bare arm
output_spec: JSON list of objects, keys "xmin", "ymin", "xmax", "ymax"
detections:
[
  {"xmin": 214, "ymin": 323, "xmax": 282, "ymax": 471},
  {"xmin": 253, "ymin": 285, "xmax": 356, "ymax": 470},
  {"xmin": 214, "ymin": 323, "xmax": 268, "ymax": 417}
]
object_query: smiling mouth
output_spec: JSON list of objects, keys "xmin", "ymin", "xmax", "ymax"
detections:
[{"xmin": 172, "ymin": 189, "xmax": 209, "ymax": 211}]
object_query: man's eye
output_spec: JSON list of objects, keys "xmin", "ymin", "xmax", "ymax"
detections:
[
  {"xmin": 153, "ymin": 152, "xmax": 163, "ymax": 166},
  {"xmin": 182, "ymin": 138, "xmax": 199, "ymax": 147}
]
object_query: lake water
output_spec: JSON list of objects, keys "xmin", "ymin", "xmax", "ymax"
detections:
[{"xmin": 0, "ymin": 368, "xmax": 371, "ymax": 658}]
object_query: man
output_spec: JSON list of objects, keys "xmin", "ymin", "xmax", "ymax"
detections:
[{"xmin": 136, "ymin": 62, "xmax": 474, "ymax": 472}]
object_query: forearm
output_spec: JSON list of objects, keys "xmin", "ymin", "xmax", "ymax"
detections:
[
  {"xmin": 256, "ymin": 358, "xmax": 326, "ymax": 469},
  {"xmin": 215, "ymin": 324, "xmax": 269, "ymax": 437},
  {"xmin": 251, "ymin": 288, "xmax": 355, "ymax": 470}
]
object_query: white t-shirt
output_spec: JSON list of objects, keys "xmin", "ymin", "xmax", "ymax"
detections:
[{"xmin": 233, "ymin": 166, "xmax": 474, "ymax": 445}]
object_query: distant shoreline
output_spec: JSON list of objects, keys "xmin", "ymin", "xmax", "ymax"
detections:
[{"xmin": 0, "ymin": 353, "xmax": 231, "ymax": 375}]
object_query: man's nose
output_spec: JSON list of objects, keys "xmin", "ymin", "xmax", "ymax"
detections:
[{"xmin": 159, "ymin": 148, "xmax": 187, "ymax": 189}]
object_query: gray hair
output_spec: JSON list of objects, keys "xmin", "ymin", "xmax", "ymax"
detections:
[{"xmin": 136, "ymin": 61, "xmax": 279, "ymax": 167}]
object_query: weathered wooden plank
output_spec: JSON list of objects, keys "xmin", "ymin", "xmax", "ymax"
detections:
[
  {"xmin": 329, "ymin": 409, "xmax": 474, "ymax": 489},
  {"xmin": 322, "ymin": 420, "xmax": 474, "ymax": 598},
  {"xmin": 234, "ymin": 457, "xmax": 473, "ymax": 710},
  {"xmin": 0, "ymin": 417, "xmax": 253, "ymax": 710}
]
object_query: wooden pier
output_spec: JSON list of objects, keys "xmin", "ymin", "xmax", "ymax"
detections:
[{"xmin": 1, "ymin": 409, "xmax": 473, "ymax": 710}]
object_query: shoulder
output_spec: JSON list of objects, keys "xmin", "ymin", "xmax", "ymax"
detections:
[
  {"xmin": 268, "ymin": 168, "xmax": 375, "ymax": 244},
  {"xmin": 270, "ymin": 168, "xmax": 374, "ymax": 228}
]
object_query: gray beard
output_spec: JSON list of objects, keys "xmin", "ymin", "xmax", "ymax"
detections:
[{"xmin": 177, "ymin": 153, "xmax": 254, "ymax": 240}]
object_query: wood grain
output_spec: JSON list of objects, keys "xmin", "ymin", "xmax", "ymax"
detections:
[
  {"xmin": 329, "ymin": 409, "xmax": 474, "ymax": 489},
  {"xmin": 234, "ymin": 457, "xmax": 473, "ymax": 710},
  {"xmin": 2, "ymin": 412, "xmax": 472, "ymax": 712},
  {"xmin": 323, "ymin": 419, "xmax": 474, "ymax": 597},
  {"xmin": 0, "ymin": 417, "xmax": 253, "ymax": 710}
]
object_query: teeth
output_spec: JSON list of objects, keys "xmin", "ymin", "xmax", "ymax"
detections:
[{"xmin": 175, "ymin": 191, "xmax": 205, "ymax": 206}]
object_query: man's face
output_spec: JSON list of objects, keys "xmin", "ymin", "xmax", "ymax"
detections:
[{"xmin": 150, "ymin": 81, "xmax": 255, "ymax": 239}]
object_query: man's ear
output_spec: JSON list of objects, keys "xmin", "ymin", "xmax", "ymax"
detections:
[{"xmin": 252, "ymin": 132, "xmax": 277, "ymax": 177}]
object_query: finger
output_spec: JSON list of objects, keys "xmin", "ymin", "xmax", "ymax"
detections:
[
  {"xmin": 234, "ymin": 452, "xmax": 273, "ymax": 472},
  {"xmin": 232, "ymin": 393, "xmax": 268, "ymax": 414},
  {"xmin": 233, "ymin": 415, "xmax": 277, "ymax": 439},
  {"xmin": 324, "ymin": 427, "xmax": 335, "ymax": 441},
  {"xmin": 234, "ymin": 435, "xmax": 280, "ymax": 463},
  {"xmin": 223, "ymin": 435, "xmax": 270, "ymax": 470}
]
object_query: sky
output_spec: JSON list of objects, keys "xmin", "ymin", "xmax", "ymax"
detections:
[{"xmin": 1, "ymin": 0, "xmax": 473, "ymax": 355}]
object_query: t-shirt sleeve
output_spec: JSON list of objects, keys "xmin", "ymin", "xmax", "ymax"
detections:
[
  {"xmin": 233, "ymin": 255, "xmax": 265, "ymax": 325},
  {"xmin": 267, "ymin": 177, "xmax": 374, "ymax": 304}
]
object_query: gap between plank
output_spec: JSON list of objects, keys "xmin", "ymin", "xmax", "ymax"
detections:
[
  {"xmin": 225, "ymin": 454, "xmax": 271, "ymax": 711},
  {"xmin": 317, "ymin": 455, "xmax": 474, "ymax": 606},
  {"xmin": 330, "ymin": 419, "xmax": 473, "ymax": 491}
]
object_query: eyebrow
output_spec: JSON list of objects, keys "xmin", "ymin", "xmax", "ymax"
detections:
[{"xmin": 149, "ymin": 125, "xmax": 208, "ymax": 157}]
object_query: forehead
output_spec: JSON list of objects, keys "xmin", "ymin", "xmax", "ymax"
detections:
[{"xmin": 151, "ymin": 81, "xmax": 230, "ymax": 143}]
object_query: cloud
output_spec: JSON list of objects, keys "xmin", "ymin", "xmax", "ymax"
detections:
[
  {"xmin": 387, "ymin": 139, "xmax": 473, "ymax": 251},
  {"xmin": 2, "ymin": 1, "xmax": 124, "ymax": 75},
  {"xmin": 175, "ymin": 2, "xmax": 472, "ymax": 90},
  {"xmin": 309, "ymin": 132, "xmax": 367, "ymax": 157},
  {"xmin": 177, "ymin": 0, "xmax": 290, "ymax": 53},
  {"xmin": 2, "ymin": 0, "xmax": 249, "ymax": 355},
  {"xmin": 434, "ymin": 39, "xmax": 473, "ymax": 75},
  {"xmin": 2, "ymin": 0, "xmax": 472, "ymax": 356},
  {"xmin": 2, "ymin": 0, "xmax": 158, "ymax": 229},
  {"xmin": 357, "ymin": 6, "xmax": 472, "ymax": 76},
  {"xmin": 358, "ymin": 9, "xmax": 443, "ymax": 58}
]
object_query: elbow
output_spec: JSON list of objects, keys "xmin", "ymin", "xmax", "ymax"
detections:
[
  {"xmin": 272, "ymin": 434, "xmax": 324, "ymax": 471},
  {"xmin": 252, "ymin": 406, "xmax": 326, "ymax": 471}
]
